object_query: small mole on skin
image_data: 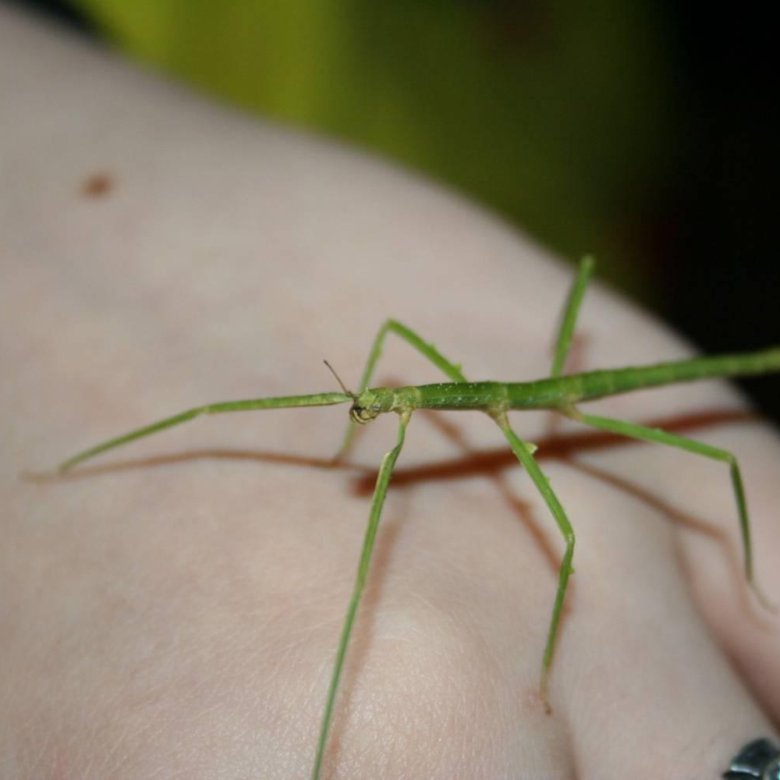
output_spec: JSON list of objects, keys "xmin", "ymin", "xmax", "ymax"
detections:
[{"xmin": 81, "ymin": 172, "xmax": 114, "ymax": 198}]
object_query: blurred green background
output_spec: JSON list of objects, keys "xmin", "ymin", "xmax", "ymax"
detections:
[
  {"xmin": 12, "ymin": 0, "xmax": 779, "ymax": 419},
  {"xmin": 50, "ymin": 0, "xmax": 677, "ymax": 298}
]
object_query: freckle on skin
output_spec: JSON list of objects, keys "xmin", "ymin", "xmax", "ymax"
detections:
[{"xmin": 81, "ymin": 172, "xmax": 114, "ymax": 198}]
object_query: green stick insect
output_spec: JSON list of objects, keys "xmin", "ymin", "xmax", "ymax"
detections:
[{"xmin": 55, "ymin": 257, "xmax": 779, "ymax": 779}]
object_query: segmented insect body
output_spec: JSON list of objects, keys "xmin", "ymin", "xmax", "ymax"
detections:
[{"xmin": 52, "ymin": 258, "xmax": 779, "ymax": 779}]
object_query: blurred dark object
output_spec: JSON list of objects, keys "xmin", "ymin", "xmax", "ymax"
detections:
[
  {"xmin": 659, "ymin": 2, "xmax": 779, "ymax": 422},
  {"xmin": 5, "ymin": 0, "xmax": 95, "ymax": 33}
]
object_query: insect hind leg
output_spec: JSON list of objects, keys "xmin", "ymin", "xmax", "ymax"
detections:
[{"xmin": 568, "ymin": 408, "xmax": 775, "ymax": 612}]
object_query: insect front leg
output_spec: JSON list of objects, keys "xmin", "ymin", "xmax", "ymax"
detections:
[
  {"xmin": 568, "ymin": 408, "xmax": 775, "ymax": 612},
  {"xmin": 56, "ymin": 392, "xmax": 351, "ymax": 473}
]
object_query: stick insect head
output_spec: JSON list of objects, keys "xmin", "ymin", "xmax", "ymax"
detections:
[
  {"xmin": 351, "ymin": 385, "xmax": 399, "ymax": 424},
  {"xmin": 349, "ymin": 392, "xmax": 382, "ymax": 424},
  {"xmin": 322, "ymin": 360, "xmax": 384, "ymax": 425}
]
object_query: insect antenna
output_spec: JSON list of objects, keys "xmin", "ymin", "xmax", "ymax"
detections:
[{"xmin": 323, "ymin": 359, "xmax": 356, "ymax": 399}]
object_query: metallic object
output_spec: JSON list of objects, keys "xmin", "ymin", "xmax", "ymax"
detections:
[{"xmin": 723, "ymin": 738, "xmax": 780, "ymax": 779}]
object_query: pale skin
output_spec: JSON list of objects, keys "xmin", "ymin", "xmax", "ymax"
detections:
[{"xmin": 1, "ymin": 6, "xmax": 779, "ymax": 780}]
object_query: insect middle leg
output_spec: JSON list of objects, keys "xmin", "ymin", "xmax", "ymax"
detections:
[
  {"xmin": 568, "ymin": 408, "xmax": 775, "ymax": 611},
  {"xmin": 340, "ymin": 318, "xmax": 581, "ymax": 705},
  {"xmin": 495, "ymin": 413, "xmax": 576, "ymax": 708}
]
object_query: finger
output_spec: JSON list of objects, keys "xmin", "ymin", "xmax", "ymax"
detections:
[{"xmin": 554, "ymin": 465, "xmax": 779, "ymax": 780}]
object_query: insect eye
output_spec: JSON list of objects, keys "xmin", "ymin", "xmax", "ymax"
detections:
[{"xmin": 350, "ymin": 405, "xmax": 377, "ymax": 424}]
